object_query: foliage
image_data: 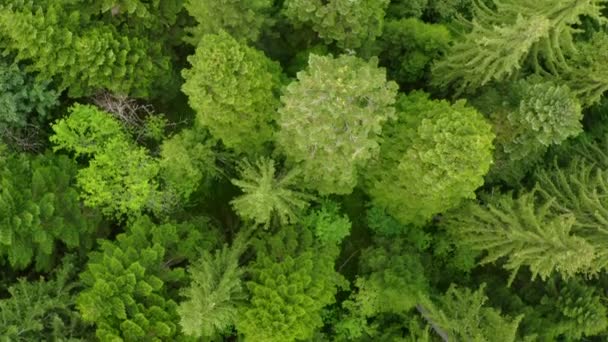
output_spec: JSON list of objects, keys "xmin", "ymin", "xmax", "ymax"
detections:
[
  {"xmin": 77, "ymin": 216, "xmax": 188, "ymax": 341},
  {"xmin": 431, "ymin": 0, "xmax": 607, "ymax": 94},
  {"xmin": 237, "ymin": 225, "xmax": 345, "ymax": 341},
  {"xmin": 283, "ymin": 0, "xmax": 390, "ymax": 49},
  {"xmin": 177, "ymin": 231, "xmax": 248, "ymax": 338},
  {"xmin": 302, "ymin": 199, "xmax": 351, "ymax": 245},
  {"xmin": 0, "ymin": 258, "xmax": 90, "ymax": 341},
  {"xmin": 444, "ymin": 192, "xmax": 596, "ymax": 283},
  {"xmin": 366, "ymin": 91, "xmax": 494, "ymax": 226},
  {"xmin": 378, "ymin": 18, "xmax": 451, "ymax": 85},
  {"xmin": 0, "ymin": 151, "xmax": 101, "ymax": 271},
  {"xmin": 418, "ymin": 284, "xmax": 523, "ymax": 342},
  {"xmin": 476, "ymin": 78, "xmax": 583, "ymax": 184},
  {"xmin": 231, "ymin": 157, "xmax": 312, "ymax": 228},
  {"xmin": 159, "ymin": 127, "xmax": 217, "ymax": 203},
  {"xmin": 0, "ymin": 1, "xmax": 172, "ymax": 97},
  {"xmin": 51, "ymin": 104, "xmax": 160, "ymax": 218},
  {"xmin": 0, "ymin": 61, "xmax": 58, "ymax": 132},
  {"xmin": 184, "ymin": 0, "xmax": 274, "ymax": 44},
  {"xmin": 278, "ymin": 54, "xmax": 398, "ymax": 195},
  {"xmin": 182, "ymin": 31, "xmax": 283, "ymax": 155}
]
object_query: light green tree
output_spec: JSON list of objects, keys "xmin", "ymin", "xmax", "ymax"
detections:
[
  {"xmin": 278, "ymin": 54, "xmax": 398, "ymax": 195},
  {"xmin": 366, "ymin": 91, "xmax": 494, "ymax": 226},
  {"xmin": 230, "ymin": 157, "xmax": 312, "ymax": 228},
  {"xmin": 182, "ymin": 31, "xmax": 283, "ymax": 155}
]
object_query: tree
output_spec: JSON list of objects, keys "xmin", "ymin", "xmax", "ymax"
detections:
[
  {"xmin": 431, "ymin": 0, "xmax": 606, "ymax": 94},
  {"xmin": 51, "ymin": 104, "xmax": 160, "ymax": 218},
  {"xmin": 0, "ymin": 151, "xmax": 101, "ymax": 271},
  {"xmin": 335, "ymin": 237, "xmax": 429, "ymax": 340},
  {"xmin": 184, "ymin": 0, "xmax": 274, "ymax": 44},
  {"xmin": 365, "ymin": 91, "xmax": 494, "ymax": 226},
  {"xmin": 378, "ymin": 18, "xmax": 451, "ymax": 85},
  {"xmin": 177, "ymin": 231, "xmax": 249, "ymax": 338},
  {"xmin": 282, "ymin": 0, "xmax": 390, "ymax": 49},
  {"xmin": 0, "ymin": 61, "xmax": 58, "ymax": 132},
  {"xmin": 0, "ymin": 257, "xmax": 90, "ymax": 341},
  {"xmin": 237, "ymin": 225, "xmax": 346, "ymax": 341},
  {"xmin": 474, "ymin": 77, "xmax": 583, "ymax": 184},
  {"xmin": 77, "ymin": 217, "xmax": 193, "ymax": 341},
  {"xmin": 301, "ymin": 199, "xmax": 351, "ymax": 245},
  {"xmin": 417, "ymin": 284, "xmax": 523, "ymax": 342},
  {"xmin": 0, "ymin": 1, "xmax": 172, "ymax": 97},
  {"xmin": 159, "ymin": 127, "xmax": 217, "ymax": 204},
  {"xmin": 182, "ymin": 31, "xmax": 283, "ymax": 155},
  {"xmin": 443, "ymin": 192, "xmax": 596, "ymax": 283},
  {"xmin": 230, "ymin": 157, "xmax": 312, "ymax": 228},
  {"xmin": 278, "ymin": 54, "xmax": 398, "ymax": 195}
]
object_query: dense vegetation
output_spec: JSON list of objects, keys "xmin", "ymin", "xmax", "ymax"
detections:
[{"xmin": 3, "ymin": 0, "xmax": 608, "ymax": 340}]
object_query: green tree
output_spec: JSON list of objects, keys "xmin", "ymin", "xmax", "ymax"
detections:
[
  {"xmin": 177, "ymin": 231, "xmax": 249, "ymax": 339},
  {"xmin": 51, "ymin": 104, "xmax": 160, "ymax": 218},
  {"xmin": 474, "ymin": 78, "xmax": 583, "ymax": 184},
  {"xmin": 0, "ymin": 151, "xmax": 101, "ymax": 271},
  {"xmin": 283, "ymin": 0, "xmax": 390, "ymax": 49},
  {"xmin": 0, "ymin": 257, "xmax": 90, "ymax": 341},
  {"xmin": 431, "ymin": 0, "xmax": 606, "ymax": 94},
  {"xmin": 230, "ymin": 157, "xmax": 312, "ymax": 228},
  {"xmin": 418, "ymin": 284, "xmax": 523, "ymax": 342},
  {"xmin": 237, "ymin": 225, "xmax": 345, "ymax": 341},
  {"xmin": 301, "ymin": 200, "xmax": 351, "ymax": 245},
  {"xmin": 182, "ymin": 31, "xmax": 283, "ymax": 155},
  {"xmin": 184, "ymin": 0, "xmax": 274, "ymax": 44},
  {"xmin": 0, "ymin": 61, "xmax": 58, "ymax": 132},
  {"xmin": 77, "ymin": 217, "xmax": 192, "ymax": 341},
  {"xmin": 443, "ymin": 192, "xmax": 596, "ymax": 283},
  {"xmin": 159, "ymin": 127, "xmax": 217, "ymax": 204},
  {"xmin": 378, "ymin": 18, "xmax": 451, "ymax": 85},
  {"xmin": 365, "ymin": 91, "xmax": 494, "ymax": 226},
  {"xmin": 0, "ymin": 1, "xmax": 172, "ymax": 97},
  {"xmin": 278, "ymin": 54, "xmax": 398, "ymax": 195}
]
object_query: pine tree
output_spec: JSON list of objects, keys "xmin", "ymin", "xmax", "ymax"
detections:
[
  {"xmin": 77, "ymin": 217, "xmax": 190, "ymax": 341},
  {"xmin": 177, "ymin": 231, "xmax": 249, "ymax": 338},
  {"xmin": 418, "ymin": 284, "xmax": 523, "ymax": 342},
  {"xmin": 0, "ymin": 256, "xmax": 90, "ymax": 341},
  {"xmin": 182, "ymin": 31, "xmax": 283, "ymax": 156},
  {"xmin": 365, "ymin": 91, "xmax": 494, "ymax": 226},
  {"xmin": 278, "ymin": 54, "xmax": 398, "ymax": 195},
  {"xmin": 443, "ymin": 192, "xmax": 596, "ymax": 282},
  {"xmin": 237, "ymin": 225, "xmax": 346, "ymax": 341},
  {"xmin": 230, "ymin": 157, "xmax": 313, "ymax": 228},
  {"xmin": 0, "ymin": 1, "xmax": 172, "ymax": 97},
  {"xmin": 0, "ymin": 151, "xmax": 101, "ymax": 271}
]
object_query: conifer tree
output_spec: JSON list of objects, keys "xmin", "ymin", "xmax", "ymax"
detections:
[
  {"xmin": 177, "ymin": 231, "xmax": 249, "ymax": 338},
  {"xmin": 432, "ymin": 0, "xmax": 606, "ymax": 94},
  {"xmin": 365, "ymin": 91, "xmax": 494, "ymax": 226},
  {"xmin": 418, "ymin": 284, "xmax": 523, "ymax": 342},
  {"xmin": 0, "ymin": 1, "xmax": 172, "ymax": 97},
  {"xmin": 278, "ymin": 54, "xmax": 398, "ymax": 195},
  {"xmin": 230, "ymin": 157, "xmax": 312, "ymax": 228},
  {"xmin": 77, "ymin": 217, "xmax": 192, "ymax": 341},
  {"xmin": 182, "ymin": 31, "xmax": 283, "ymax": 155},
  {"xmin": 237, "ymin": 225, "xmax": 345, "ymax": 341},
  {"xmin": 443, "ymin": 192, "xmax": 596, "ymax": 282},
  {"xmin": 0, "ymin": 257, "xmax": 90, "ymax": 341},
  {"xmin": 0, "ymin": 151, "xmax": 101, "ymax": 271}
]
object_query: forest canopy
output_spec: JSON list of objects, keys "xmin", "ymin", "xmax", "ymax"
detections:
[{"xmin": 2, "ymin": 0, "xmax": 608, "ymax": 341}]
